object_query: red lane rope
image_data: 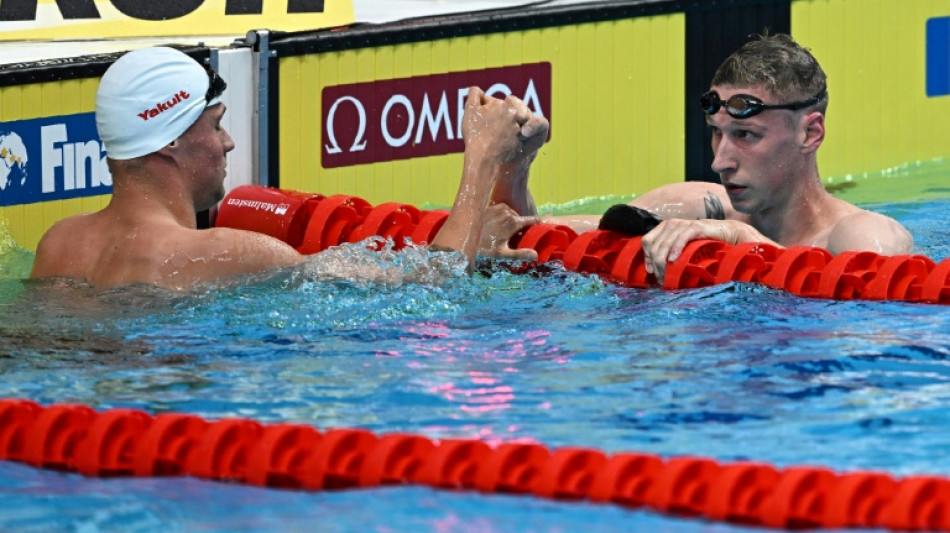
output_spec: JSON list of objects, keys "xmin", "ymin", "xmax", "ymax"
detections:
[
  {"xmin": 2, "ymin": 399, "xmax": 949, "ymax": 531},
  {"xmin": 215, "ymin": 185, "xmax": 950, "ymax": 304}
]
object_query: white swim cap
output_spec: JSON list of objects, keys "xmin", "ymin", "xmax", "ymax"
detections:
[{"xmin": 95, "ymin": 47, "xmax": 222, "ymax": 160}]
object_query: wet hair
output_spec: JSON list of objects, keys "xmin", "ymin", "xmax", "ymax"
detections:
[{"xmin": 712, "ymin": 33, "xmax": 828, "ymax": 114}]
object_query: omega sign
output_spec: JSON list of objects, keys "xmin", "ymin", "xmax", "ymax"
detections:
[{"xmin": 321, "ymin": 62, "xmax": 552, "ymax": 168}]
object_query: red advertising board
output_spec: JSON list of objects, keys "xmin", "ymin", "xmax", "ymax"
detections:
[{"xmin": 321, "ymin": 62, "xmax": 552, "ymax": 168}]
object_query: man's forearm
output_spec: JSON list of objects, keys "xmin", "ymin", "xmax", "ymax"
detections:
[
  {"xmin": 430, "ymin": 153, "xmax": 500, "ymax": 269},
  {"xmin": 491, "ymin": 162, "xmax": 537, "ymax": 216}
]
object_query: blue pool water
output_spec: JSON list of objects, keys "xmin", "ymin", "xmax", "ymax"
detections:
[{"xmin": 0, "ymin": 197, "xmax": 948, "ymax": 532}]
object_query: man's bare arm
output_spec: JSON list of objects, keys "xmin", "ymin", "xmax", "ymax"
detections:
[
  {"xmin": 532, "ymin": 181, "xmax": 744, "ymax": 234},
  {"xmin": 431, "ymin": 88, "xmax": 542, "ymax": 270},
  {"xmin": 629, "ymin": 181, "xmax": 742, "ymax": 221}
]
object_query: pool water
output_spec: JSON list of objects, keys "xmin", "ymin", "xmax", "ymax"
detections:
[{"xmin": 0, "ymin": 197, "xmax": 948, "ymax": 532}]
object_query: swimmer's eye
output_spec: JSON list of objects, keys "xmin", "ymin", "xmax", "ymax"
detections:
[{"xmin": 733, "ymin": 129, "xmax": 759, "ymax": 141}]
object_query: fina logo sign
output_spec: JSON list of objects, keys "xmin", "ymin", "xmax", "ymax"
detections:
[
  {"xmin": 0, "ymin": 113, "xmax": 111, "ymax": 207},
  {"xmin": 321, "ymin": 63, "xmax": 552, "ymax": 168}
]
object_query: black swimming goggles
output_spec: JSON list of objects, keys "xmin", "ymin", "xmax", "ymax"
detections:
[
  {"xmin": 204, "ymin": 64, "xmax": 227, "ymax": 104},
  {"xmin": 700, "ymin": 87, "xmax": 826, "ymax": 119}
]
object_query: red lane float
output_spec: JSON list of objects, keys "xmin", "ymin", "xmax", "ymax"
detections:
[
  {"xmin": 3, "ymin": 399, "xmax": 950, "ymax": 532},
  {"xmin": 588, "ymin": 452, "xmax": 663, "ymax": 507},
  {"xmin": 214, "ymin": 186, "xmax": 950, "ymax": 304},
  {"xmin": 215, "ymin": 185, "xmax": 323, "ymax": 248},
  {"xmin": 410, "ymin": 209, "xmax": 450, "ymax": 246},
  {"xmin": 349, "ymin": 202, "xmax": 423, "ymax": 250},
  {"xmin": 246, "ymin": 423, "xmax": 322, "ymax": 488},
  {"xmin": 135, "ymin": 413, "xmax": 208, "ymax": 476},
  {"xmin": 475, "ymin": 442, "xmax": 550, "ymax": 494},
  {"xmin": 299, "ymin": 195, "xmax": 372, "ymax": 254},
  {"xmin": 607, "ymin": 237, "xmax": 654, "ymax": 287},
  {"xmin": 662, "ymin": 240, "xmax": 728, "ymax": 290},
  {"xmin": 509, "ymin": 224, "xmax": 577, "ymax": 263}
]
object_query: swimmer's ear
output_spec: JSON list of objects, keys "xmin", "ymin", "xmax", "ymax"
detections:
[
  {"xmin": 156, "ymin": 138, "xmax": 183, "ymax": 160},
  {"xmin": 801, "ymin": 112, "xmax": 825, "ymax": 153}
]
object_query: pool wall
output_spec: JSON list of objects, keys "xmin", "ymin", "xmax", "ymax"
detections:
[
  {"xmin": 272, "ymin": 5, "xmax": 688, "ymax": 210},
  {"xmin": 1, "ymin": 0, "xmax": 948, "ymax": 252},
  {"xmin": 794, "ymin": 0, "xmax": 950, "ymax": 184}
]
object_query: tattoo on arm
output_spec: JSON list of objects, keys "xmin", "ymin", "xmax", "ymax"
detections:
[{"xmin": 703, "ymin": 193, "xmax": 726, "ymax": 220}]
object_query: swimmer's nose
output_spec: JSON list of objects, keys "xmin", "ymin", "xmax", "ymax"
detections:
[
  {"xmin": 222, "ymin": 127, "xmax": 236, "ymax": 153},
  {"xmin": 710, "ymin": 135, "xmax": 736, "ymax": 175}
]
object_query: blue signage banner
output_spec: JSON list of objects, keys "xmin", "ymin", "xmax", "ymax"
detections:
[
  {"xmin": 927, "ymin": 16, "xmax": 950, "ymax": 97},
  {"xmin": 0, "ymin": 113, "xmax": 111, "ymax": 207}
]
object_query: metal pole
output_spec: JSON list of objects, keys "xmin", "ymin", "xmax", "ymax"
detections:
[{"xmin": 247, "ymin": 30, "xmax": 272, "ymax": 188}]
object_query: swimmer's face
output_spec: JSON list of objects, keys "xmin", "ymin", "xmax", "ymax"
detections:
[
  {"xmin": 178, "ymin": 103, "xmax": 235, "ymax": 211},
  {"xmin": 705, "ymin": 85, "xmax": 819, "ymax": 215}
]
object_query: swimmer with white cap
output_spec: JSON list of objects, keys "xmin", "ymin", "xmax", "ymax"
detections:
[{"xmin": 31, "ymin": 46, "xmax": 547, "ymax": 290}]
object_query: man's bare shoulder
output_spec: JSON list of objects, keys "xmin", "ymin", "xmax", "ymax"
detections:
[
  {"xmin": 33, "ymin": 216, "xmax": 305, "ymax": 289},
  {"xmin": 36, "ymin": 213, "xmax": 95, "ymax": 245},
  {"xmin": 827, "ymin": 209, "xmax": 913, "ymax": 255},
  {"xmin": 31, "ymin": 214, "xmax": 99, "ymax": 278}
]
